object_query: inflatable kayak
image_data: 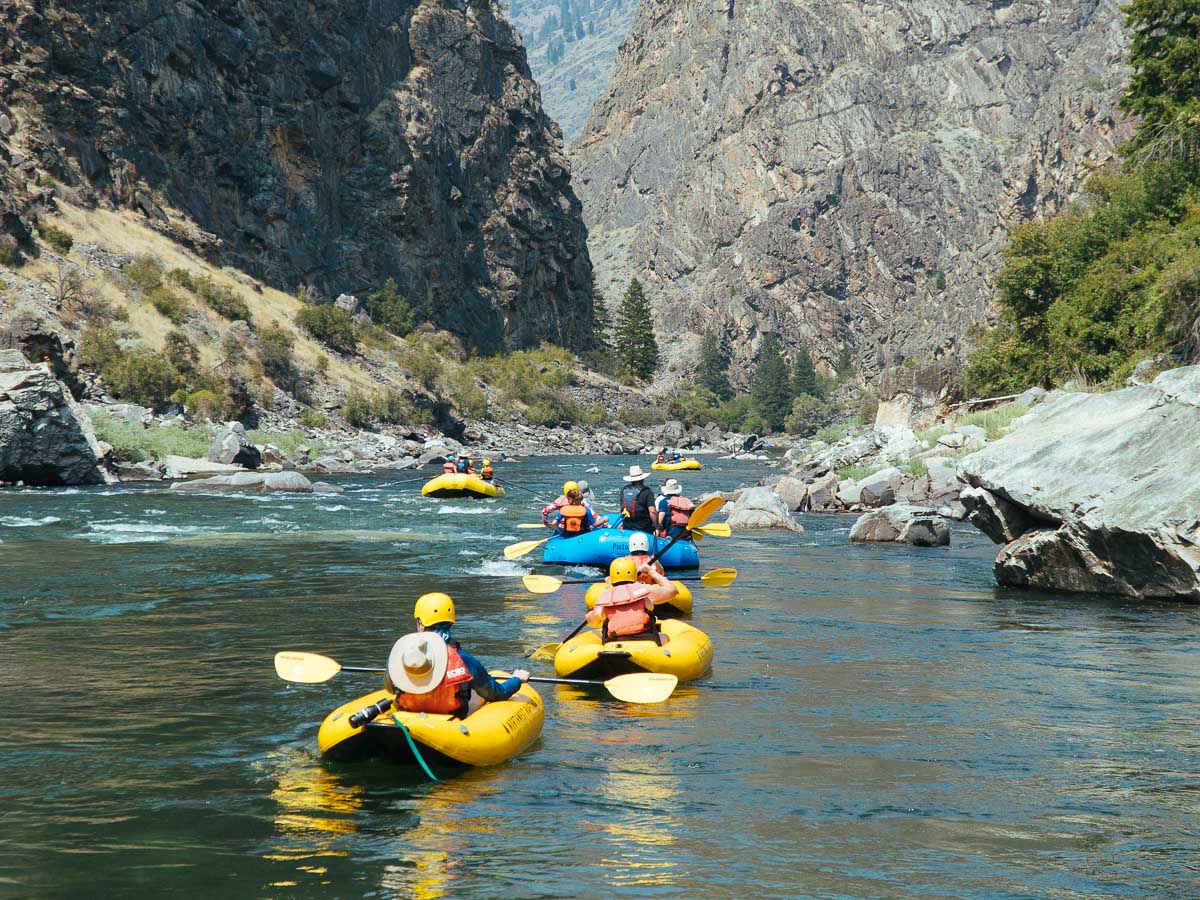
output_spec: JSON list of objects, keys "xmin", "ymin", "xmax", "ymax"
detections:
[
  {"xmin": 584, "ymin": 580, "xmax": 693, "ymax": 618},
  {"xmin": 554, "ymin": 619, "xmax": 713, "ymax": 683},
  {"xmin": 421, "ymin": 473, "xmax": 505, "ymax": 499},
  {"xmin": 542, "ymin": 528, "xmax": 699, "ymax": 570},
  {"xmin": 318, "ymin": 679, "xmax": 543, "ymax": 767},
  {"xmin": 651, "ymin": 459, "xmax": 703, "ymax": 471}
]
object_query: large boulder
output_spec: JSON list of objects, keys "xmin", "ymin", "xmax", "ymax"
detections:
[
  {"xmin": 958, "ymin": 367, "xmax": 1200, "ymax": 599},
  {"xmin": 858, "ymin": 466, "xmax": 903, "ymax": 507},
  {"xmin": 960, "ymin": 486, "xmax": 1030, "ymax": 544},
  {"xmin": 724, "ymin": 486, "xmax": 804, "ymax": 532},
  {"xmin": 209, "ymin": 422, "xmax": 262, "ymax": 469},
  {"xmin": 0, "ymin": 355, "xmax": 114, "ymax": 485},
  {"xmin": 170, "ymin": 471, "xmax": 315, "ymax": 493},
  {"xmin": 849, "ymin": 505, "xmax": 950, "ymax": 547},
  {"xmin": 770, "ymin": 475, "xmax": 809, "ymax": 511}
]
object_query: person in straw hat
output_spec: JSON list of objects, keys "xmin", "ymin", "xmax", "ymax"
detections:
[
  {"xmin": 386, "ymin": 592, "xmax": 530, "ymax": 717},
  {"xmin": 656, "ymin": 477, "xmax": 695, "ymax": 538},
  {"xmin": 619, "ymin": 464, "xmax": 659, "ymax": 534}
]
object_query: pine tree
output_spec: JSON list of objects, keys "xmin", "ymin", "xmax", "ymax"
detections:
[
  {"xmin": 1121, "ymin": 0, "xmax": 1200, "ymax": 157},
  {"xmin": 591, "ymin": 285, "xmax": 612, "ymax": 354},
  {"xmin": 791, "ymin": 347, "xmax": 819, "ymax": 398},
  {"xmin": 613, "ymin": 278, "xmax": 659, "ymax": 380},
  {"xmin": 751, "ymin": 332, "xmax": 791, "ymax": 432},
  {"xmin": 697, "ymin": 327, "xmax": 731, "ymax": 399}
]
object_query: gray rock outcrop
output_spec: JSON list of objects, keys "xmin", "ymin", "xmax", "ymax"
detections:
[
  {"xmin": 849, "ymin": 505, "xmax": 950, "ymax": 547},
  {"xmin": 724, "ymin": 487, "xmax": 804, "ymax": 532},
  {"xmin": 209, "ymin": 423, "xmax": 262, "ymax": 469},
  {"xmin": 0, "ymin": 0, "xmax": 594, "ymax": 353},
  {"xmin": 572, "ymin": 0, "xmax": 1129, "ymax": 379},
  {"xmin": 0, "ymin": 354, "xmax": 113, "ymax": 486},
  {"xmin": 958, "ymin": 367, "xmax": 1200, "ymax": 599},
  {"xmin": 170, "ymin": 471, "xmax": 316, "ymax": 494}
]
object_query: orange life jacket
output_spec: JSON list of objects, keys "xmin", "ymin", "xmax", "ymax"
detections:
[
  {"xmin": 442, "ymin": 461, "xmax": 457, "ymax": 474},
  {"xmin": 558, "ymin": 503, "xmax": 589, "ymax": 534},
  {"xmin": 396, "ymin": 645, "xmax": 473, "ymax": 715},
  {"xmin": 667, "ymin": 495, "xmax": 695, "ymax": 527},
  {"xmin": 481, "ymin": 466, "xmax": 494, "ymax": 481},
  {"xmin": 595, "ymin": 582, "xmax": 654, "ymax": 639}
]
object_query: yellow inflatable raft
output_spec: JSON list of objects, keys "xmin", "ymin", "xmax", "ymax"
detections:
[
  {"xmin": 554, "ymin": 619, "xmax": 713, "ymax": 683},
  {"xmin": 651, "ymin": 459, "xmax": 703, "ymax": 471},
  {"xmin": 420, "ymin": 473, "xmax": 506, "ymax": 499},
  {"xmin": 317, "ymin": 679, "xmax": 543, "ymax": 767},
  {"xmin": 583, "ymin": 580, "xmax": 693, "ymax": 618}
]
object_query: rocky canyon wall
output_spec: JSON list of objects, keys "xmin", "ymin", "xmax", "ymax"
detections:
[
  {"xmin": 0, "ymin": 0, "xmax": 593, "ymax": 353},
  {"xmin": 572, "ymin": 0, "xmax": 1130, "ymax": 379}
]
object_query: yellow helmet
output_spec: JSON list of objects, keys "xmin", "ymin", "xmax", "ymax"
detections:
[
  {"xmin": 483, "ymin": 459, "xmax": 492, "ymax": 466},
  {"xmin": 563, "ymin": 480, "xmax": 579, "ymax": 495},
  {"xmin": 414, "ymin": 592, "xmax": 456, "ymax": 627},
  {"xmin": 610, "ymin": 557, "xmax": 638, "ymax": 585}
]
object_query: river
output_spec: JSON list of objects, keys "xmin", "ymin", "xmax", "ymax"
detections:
[{"xmin": 1, "ymin": 455, "xmax": 1197, "ymax": 898}]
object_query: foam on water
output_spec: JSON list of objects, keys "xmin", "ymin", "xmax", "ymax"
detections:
[
  {"xmin": 83, "ymin": 522, "xmax": 215, "ymax": 544},
  {"xmin": 466, "ymin": 559, "xmax": 532, "ymax": 577},
  {"xmin": 437, "ymin": 505, "xmax": 490, "ymax": 515},
  {"xmin": 317, "ymin": 504, "xmax": 350, "ymax": 512},
  {"xmin": 0, "ymin": 516, "xmax": 62, "ymax": 527}
]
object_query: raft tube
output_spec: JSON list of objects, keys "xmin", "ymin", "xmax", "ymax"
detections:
[
  {"xmin": 554, "ymin": 619, "xmax": 713, "ymax": 683},
  {"xmin": 541, "ymin": 528, "xmax": 700, "ymax": 570},
  {"xmin": 651, "ymin": 459, "xmax": 703, "ymax": 471},
  {"xmin": 584, "ymin": 580, "xmax": 693, "ymax": 618},
  {"xmin": 318, "ymin": 678, "xmax": 543, "ymax": 767},
  {"xmin": 420, "ymin": 473, "xmax": 506, "ymax": 499}
]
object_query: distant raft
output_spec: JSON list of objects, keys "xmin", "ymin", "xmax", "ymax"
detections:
[
  {"xmin": 651, "ymin": 459, "xmax": 703, "ymax": 471},
  {"xmin": 420, "ymin": 473, "xmax": 506, "ymax": 499},
  {"xmin": 318, "ymin": 680, "xmax": 543, "ymax": 767},
  {"xmin": 542, "ymin": 527, "xmax": 700, "ymax": 569},
  {"xmin": 553, "ymin": 619, "xmax": 713, "ymax": 683},
  {"xmin": 584, "ymin": 580, "xmax": 694, "ymax": 618}
]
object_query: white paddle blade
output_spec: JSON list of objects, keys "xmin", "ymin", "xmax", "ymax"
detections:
[
  {"xmin": 605, "ymin": 672, "xmax": 679, "ymax": 704},
  {"xmin": 274, "ymin": 651, "xmax": 340, "ymax": 683}
]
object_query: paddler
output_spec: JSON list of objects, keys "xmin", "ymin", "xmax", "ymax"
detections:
[
  {"xmin": 480, "ymin": 459, "xmax": 495, "ymax": 481},
  {"xmin": 620, "ymin": 465, "xmax": 659, "ymax": 534},
  {"xmin": 585, "ymin": 557, "xmax": 677, "ymax": 644},
  {"xmin": 542, "ymin": 480, "xmax": 578, "ymax": 526},
  {"xmin": 599, "ymin": 531, "xmax": 664, "ymax": 585},
  {"xmin": 455, "ymin": 453, "xmax": 473, "ymax": 474},
  {"xmin": 553, "ymin": 486, "xmax": 597, "ymax": 536},
  {"xmin": 576, "ymin": 480, "xmax": 609, "ymax": 527},
  {"xmin": 386, "ymin": 593, "xmax": 530, "ymax": 718},
  {"xmin": 657, "ymin": 478, "xmax": 696, "ymax": 538}
]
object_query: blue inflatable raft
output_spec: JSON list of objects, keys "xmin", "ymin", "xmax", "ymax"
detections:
[{"xmin": 541, "ymin": 527, "xmax": 700, "ymax": 569}]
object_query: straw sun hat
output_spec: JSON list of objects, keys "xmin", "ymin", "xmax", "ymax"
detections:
[{"xmin": 387, "ymin": 632, "xmax": 449, "ymax": 694}]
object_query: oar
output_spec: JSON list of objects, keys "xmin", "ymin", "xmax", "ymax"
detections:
[
  {"xmin": 273, "ymin": 651, "xmax": 675, "ymax": 703},
  {"xmin": 522, "ymin": 567, "xmax": 738, "ymax": 594},
  {"xmin": 516, "ymin": 523, "xmax": 548, "ymax": 529},
  {"xmin": 693, "ymin": 522, "xmax": 731, "ymax": 537},
  {"xmin": 527, "ymin": 496, "xmax": 725, "ymax": 659},
  {"xmin": 494, "ymin": 480, "xmax": 547, "ymax": 502},
  {"xmin": 504, "ymin": 537, "xmax": 550, "ymax": 560}
]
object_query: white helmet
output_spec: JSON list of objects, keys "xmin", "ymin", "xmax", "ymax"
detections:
[{"xmin": 628, "ymin": 532, "xmax": 651, "ymax": 555}]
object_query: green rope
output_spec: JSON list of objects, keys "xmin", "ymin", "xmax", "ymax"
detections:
[{"xmin": 391, "ymin": 713, "xmax": 439, "ymax": 782}]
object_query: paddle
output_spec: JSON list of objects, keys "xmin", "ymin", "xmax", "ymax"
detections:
[
  {"xmin": 273, "ymin": 651, "xmax": 676, "ymax": 703},
  {"xmin": 504, "ymin": 536, "xmax": 550, "ymax": 560},
  {"xmin": 693, "ymin": 522, "xmax": 731, "ymax": 538},
  {"xmin": 527, "ymin": 496, "xmax": 725, "ymax": 659},
  {"xmin": 522, "ymin": 567, "xmax": 738, "ymax": 594},
  {"xmin": 516, "ymin": 523, "xmax": 548, "ymax": 529}
]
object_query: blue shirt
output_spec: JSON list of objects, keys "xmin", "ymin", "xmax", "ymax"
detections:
[{"xmin": 430, "ymin": 626, "xmax": 522, "ymax": 701}]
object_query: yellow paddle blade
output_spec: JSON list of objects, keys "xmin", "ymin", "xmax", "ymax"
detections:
[
  {"xmin": 527, "ymin": 643, "xmax": 560, "ymax": 661},
  {"xmin": 275, "ymin": 651, "xmax": 340, "ymax": 684},
  {"xmin": 687, "ymin": 495, "xmax": 724, "ymax": 530},
  {"xmin": 694, "ymin": 522, "xmax": 732, "ymax": 537},
  {"xmin": 504, "ymin": 537, "xmax": 548, "ymax": 560},
  {"xmin": 690, "ymin": 528, "xmax": 705, "ymax": 543},
  {"xmin": 604, "ymin": 673, "xmax": 678, "ymax": 704},
  {"xmin": 516, "ymin": 523, "xmax": 547, "ymax": 529},
  {"xmin": 522, "ymin": 574, "xmax": 564, "ymax": 594},
  {"xmin": 699, "ymin": 567, "xmax": 738, "ymax": 586}
]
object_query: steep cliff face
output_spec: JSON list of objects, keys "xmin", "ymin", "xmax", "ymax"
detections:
[
  {"xmin": 572, "ymin": 0, "xmax": 1130, "ymax": 378},
  {"xmin": 0, "ymin": 0, "xmax": 593, "ymax": 352},
  {"xmin": 508, "ymin": 0, "xmax": 637, "ymax": 142}
]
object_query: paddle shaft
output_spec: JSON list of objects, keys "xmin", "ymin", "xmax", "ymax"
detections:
[{"xmin": 529, "ymin": 675, "xmax": 618, "ymax": 689}]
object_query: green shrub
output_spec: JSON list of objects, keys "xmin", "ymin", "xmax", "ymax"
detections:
[
  {"xmin": 38, "ymin": 222, "xmax": 73, "ymax": 254},
  {"xmin": 837, "ymin": 464, "xmax": 879, "ymax": 482},
  {"xmin": 106, "ymin": 348, "xmax": 184, "ymax": 408},
  {"xmin": 76, "ymin": 325, "xmax": 124, "ymax": 371},
  {"xmin": 163, "ymin": 331, "xmax": 199, "ymax": 378},
  {"xmin": 401, "ymin": 342, "xmax": 444, "ymax": 388},
  {"xmin": 813, "ymin": 422, "xmax": 850, "ymax": 444},
  {"xmin": 146, "ymin": 285, "xmax": 187, "ymax": 322},
  {"xmin": 89, "ymin": 412, "xmax": 214, "ymax": 463},
  {"xmin": 298, "ymin": 305, "xmax": 357, "ymax": 353},
  {"xmin": 0, "ymin": 242, "xmax": 16, "ymax": 266},
  {"xmin": 299, "ymin": 409, "xmax": 327, "ymax": 429},
  {"xmin": 194, "ymin": 275, "xmax": 252, "ymax": 321},
  {"xmin": 258, "ymin": 324, "xmax": 301, "ymax": 392},
  {"xmin": 315, "ymin": 354, "xmax": 329, "ymax": 375},
  {"xmin": 904, "ymin": 458, "xmax": 929, "ymax": 477},
  {"xmin": 182, "ymin": 389, "xmax": 222, "ymax": 421},
  {"xmin": 125, "ymin": 255, "xmax": 164, "ymax": 291},
  {"xmin": 365, "ymin": 278, "xmax": 415, "ymax": 337},
  {"xmin": 438, "ymin": 366, "xmax": 488, "ymax": 419},
  {"xmin": 616, "ymin": 404, "xmax": 661, "ymax": 427},
  {"xmin": 166, "ymin": 268, "xmax": 196, "ymax": 291},
  {"xmin": 342, "ymin": 390, "xmax": 374, "ymax": 428},
  {"xmin": 784, "ymin": 393, "xmax": 832, "ymax": 436},
  {"xmin": 247, "ymin": 428, "xmax": 325, "ymax": 456},
  {"xmin": 957, "ymin": 403, "xmax": 1029, "ymax": 440}
]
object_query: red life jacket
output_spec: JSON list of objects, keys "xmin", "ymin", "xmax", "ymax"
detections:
[
  {"xmin": 442, "ymin": 461, "xmax": 457, "ymax": 474},
  {"xmin": 667, "ymin": 495, "xmax": 695, "ymax": 527},
  {"xmin": 595, "ymin": 582, "xmax": 654, "ymax": 639},
  {"xmin": 558, "ymin": 504, "xmax": 589, "ymax": 534},
  {"xmin": 396, "ymin": 645, "xmax": 473, "ymax": 715}
]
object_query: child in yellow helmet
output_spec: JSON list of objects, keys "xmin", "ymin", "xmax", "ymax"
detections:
[{"xmin": 585, "ymin": 557, "xmax": 676, "ymax": 643}]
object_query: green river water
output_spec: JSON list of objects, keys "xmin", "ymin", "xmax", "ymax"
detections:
[{"xmin": 1, "ymin": 454, "xmax": 1198, "ymax": 898}]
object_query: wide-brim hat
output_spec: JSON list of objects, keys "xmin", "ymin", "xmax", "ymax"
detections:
[
  {"xmin": 623, "ymin": 465, "xmax": 650, "ymax": 482},
  {"xmin": 387, "ymin": 632, "xmax": 449, "ymax": 694},
  {"xmin": 662, "ymin": 478, "xmax": 682, "ymax": 495},
  {"xmin": 577, "ymin": 480, "xmax": 593, "ymax": 496}
]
